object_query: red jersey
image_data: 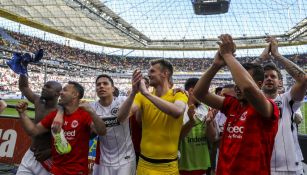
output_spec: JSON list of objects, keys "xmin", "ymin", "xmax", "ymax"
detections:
[
  {"xmin": 41, "ymin": 108, "xmax": 92, "ymax": 175},
  {"xmin": 129, "ymin": 114, "xmax": 142, "ymax": 153},
  {"xmin": 216, "ymin": 96, "xmax": 279, "ymax": 175}
]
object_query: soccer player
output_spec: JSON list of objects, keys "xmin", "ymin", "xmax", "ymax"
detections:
[
  {"xmin": 178, "ymin": 78, "xmax": 217, "ymax": 175},
  {"xmin": 260, "ymin": 37, "xmax": 307, "ymax": 175},
  {"xmin": 16, "ymin": 81, "xmax": 106, "ymax": 175},
  {"xmin": 193, "ymin": 34, "xmax": 279, "ymax": 175},
  {"xmin": 90, "ymin": 71, "xmax": 141, "ymax": 175},
  {"xmin": 17, "ymin": 74, "xmax": 62, "ymax": 175},
  {"xmin": 123, "ymin": 59, "xmax": 188, "ymax": 174}
]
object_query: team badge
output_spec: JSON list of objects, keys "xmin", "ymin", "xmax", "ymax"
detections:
[
  {"xmin": 71, "ymin": 120, "xmax": 79, "ymax": 128},
  {"xmin": 111, "ymin": 107, "xmax": 119, "ymax": 116}
]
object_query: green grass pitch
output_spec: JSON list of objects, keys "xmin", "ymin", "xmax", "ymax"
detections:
[{"xmin": 2, "ymin": 99, "xmax": 35, "ymax": 118}]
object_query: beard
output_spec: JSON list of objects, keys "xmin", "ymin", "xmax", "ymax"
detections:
[{"xmin": 263, "ymin": 86, "xmax": 278, "ymax": 95}]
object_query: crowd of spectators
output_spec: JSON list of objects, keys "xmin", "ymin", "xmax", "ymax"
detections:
[
  {"xmin": 2, "ymin": 28, "xmax": 305, "ymax": 72},
  {"xmin": 0, "ymin": 28, "xmax": 306, "ymax": 99}
]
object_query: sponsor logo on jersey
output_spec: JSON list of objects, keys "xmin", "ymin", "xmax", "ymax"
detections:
[
  {"xmin": 64, "ymin": 130, "xmax": 76, "ymax": 140},
  {"xmin": 226, "ymin": 124, "xmax": 244, "ymax": 134},
  {"xmin": 103, "ymin": 117, "xmax": 120, "ymax": 127},
  {"xmin": 226, "ymin": 118, "xmax": 245, "ymax": 139},
  {"xmin": 187, "ymin": 136, "xmax": 207, "ymax": 144}
]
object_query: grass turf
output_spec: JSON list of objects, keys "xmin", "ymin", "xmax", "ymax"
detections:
[{"xmin": 2, "ymin": 99, "xmax": 35, "ymax": 118}]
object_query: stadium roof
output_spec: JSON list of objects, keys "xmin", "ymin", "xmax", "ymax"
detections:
[{"xmin": 0, "ymin": 0, "xmax": 306, "ymax": 51}]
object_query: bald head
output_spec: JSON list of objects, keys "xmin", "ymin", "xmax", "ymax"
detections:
[
  {"xmin": 46, "ymin": 81, "xmax": 62, "ymax": 92},
  {"xmin": 41, "ymin": 81, "xmax": 62, "ymax": 100}
]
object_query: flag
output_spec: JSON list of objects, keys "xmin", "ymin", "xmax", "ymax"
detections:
[{"xmin": 6, "ymin": 49, "xmax": 44, "ymax": 76}]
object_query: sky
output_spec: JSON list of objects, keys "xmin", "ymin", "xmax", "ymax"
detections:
[{"xmin": 0, "ymin": 0, "xmax": 306, "ymax": 58}]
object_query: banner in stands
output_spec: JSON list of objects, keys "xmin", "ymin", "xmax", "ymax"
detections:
[{"xmin": 0, "ymin": 117, "xmax": 31, "ymax": 164}]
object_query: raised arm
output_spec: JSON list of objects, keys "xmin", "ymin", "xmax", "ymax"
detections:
[
  {"xmin": 19, "ymin": 75, "xmax": 39, "ymax": 103},
  {"xmin": 16, "ymin": 101, "xmax": 48, "ymax": 136},
  {"xmin": 269, "ymin": 37, "xmax": 307, "ymax": 101},
  {"xmin": 205, "ymin": 109, "xmax": 218, "ymax": 143},
  {"xmin": 193, "ymin": 52, "xmax": 225, "ymax": 110},
  {"xmin": 117, "ymin": 70, "xmax": 142, "ymax": 123},
  {"xmin": 180, "ymin": 104, "xmax": 196, "ymax": 138},
  {"xmin": 252, "ymin": 41, "xmax": 272, "ymax": 64},
  {"xmin": 219, "ymin": 34, "xmax": 274, "ymax": 118},
  {"xmin": 139, "ymin": 80, "xmax": 186, "ymax": 119},
  {"xmin": 79, "ymin": 102, "xmax": 106, "ymax": 136}
]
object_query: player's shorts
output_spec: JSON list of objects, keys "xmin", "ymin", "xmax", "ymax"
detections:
[
  {"xmin": 16, "ymin": 149, "xmax": 51, "ymax": 175},
  {"xmin": 271, "ymin": 169, "xmax": 304, "ymax": 175},
  {"xmin": 271, "ymin": 161, "xmax": 304, "ymax": 175},
  {"xmin": 137, "ymin": 157, "xmax": 179, "ymax": 175},
  {"xmin": 92, "ymin": 160, "xmax": 136, "ymax": 175}
]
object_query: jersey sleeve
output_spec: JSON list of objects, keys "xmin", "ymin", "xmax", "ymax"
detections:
[
  {"xmin": 283, "ymin": 89, "xmax": 303, "ymax": 112},
  {"xmin": 40, "ymin": 111, "xmax": 57, "ymax": 129},
  {"xmin": 174, "ymin": 91, "xmax": 188, "ymax": 104}
]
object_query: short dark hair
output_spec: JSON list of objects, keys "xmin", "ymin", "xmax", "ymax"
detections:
[
  {"xmin": 150, "ymin": 59, "xmax": 173, "ymax": 77},
  {"xmin": 68, "ymin": 81, "xmax": 84, "ymax": 99},
  {"xmin": 242, "ymin": 63, "xmax": 264, "ymax": 82},
  {"xmin": 95, "ymin": 74, "xmax": 114, "ymax": 87},
  {"xmin": 184, "ymin": 78, "xmax": 199, "ymax": 91},
  {"xmin": 263, "ymin": 63, "xmax": 282, "ymax": 80},
  {"xmin": 113, "ymin": 86, "xmax": 119, "ymax": 97},
  {"xmin": 215, "ymin": 87, "xmax": 223, "ymax": 95}
]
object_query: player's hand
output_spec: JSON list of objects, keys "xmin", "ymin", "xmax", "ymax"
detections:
[
  {"xmin": 259, "ymin": 41, "xmax": 272, "ymax": 62},
  {"xmin": 131, "ymin": 69, "xmax": 142, "ymax": 95},
  {"xmin": 204, "ymin": 108, "xmax": 218, "ymax": 124},
  {"xmin": 16, "ymin": 101, "xmax": 28, "ymax": 113},
  {"xmin": 79, "ymin": 101, "xmax": 94, "ymax": 114},
  {"xmin": 187, "ymin": 104, "xmax": 196, "ymax": 122},
  {"xmin": 212, "ymin": 51, "xmax": 226, "ymax": 67},
  {"xmin": 217, "ymin": 34, "xmax": 236, "ymax": 57},
  {"xmin": 139, "ymin": 79, "xmax": 150, "ymax": 96},
  {"xmin": 265, "ymin": 36, "xmax": 280, "ymax": 57}
]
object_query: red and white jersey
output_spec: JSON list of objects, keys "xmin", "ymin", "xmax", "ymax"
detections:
[
  {"xmin": 271, "ymin": 89, "xmax": 304, "ymax": 172},
  {"xmin": 217, "ymin": 96, "xmax": 279, "ymax": 175},
  {"xmin": 90, "ymin": 96, "xmax": 135, "ymax": 166},
  {"xmin": 41, "ymin": 108, "xmax": 92, "ymax": 175}
]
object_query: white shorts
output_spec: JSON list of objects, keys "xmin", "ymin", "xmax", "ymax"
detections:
[
  {"xmin": 92, "ymin": 160, "xmax": 136, "ymax": 175},
  {"xmin": 271, "ymin": 170, "xmax": 304, "ymax": 175},
  {"xmin": 16, "ymin": 149, "xmax": 51, "ymax": 175}
]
